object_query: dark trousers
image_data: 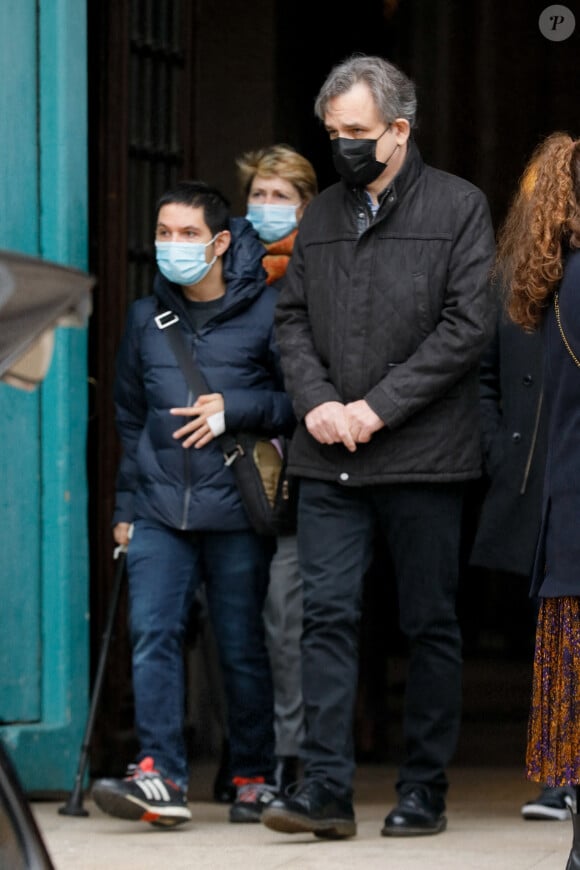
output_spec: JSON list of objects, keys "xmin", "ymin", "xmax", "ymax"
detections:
[{"xmin": 297, "ymin": 478, "xmax": 465, "ymax": 801}]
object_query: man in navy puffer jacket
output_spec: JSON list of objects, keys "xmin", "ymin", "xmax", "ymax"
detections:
[{"xmin": 92, "ymin": 181, "xmax": 294, "ymax": 829}]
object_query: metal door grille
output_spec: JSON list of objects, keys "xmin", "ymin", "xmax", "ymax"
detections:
[
  {"xmin": 127, "ymin": 0, "xmax": 193, "ymax": 304},
  {"xmin": 88, "ymin": 0, "xmax": 196, "ymax": 775}
]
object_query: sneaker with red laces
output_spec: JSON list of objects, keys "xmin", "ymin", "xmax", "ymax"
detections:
[
  {"xmin": 92, "ymin": 757, "xmax": 191, "ymax": 828},
  {"xmin": 229, "ymin": 776, "xmax": 277, "ymax": 823}
]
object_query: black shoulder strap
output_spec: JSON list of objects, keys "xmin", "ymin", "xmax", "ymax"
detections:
[
  {"xmin": 154, "ymin": 308, "xmax": 239, "ymax": 460},
  {"xmin": 155, "ymin": 309, "xmax": 209, "ymax": 396}
]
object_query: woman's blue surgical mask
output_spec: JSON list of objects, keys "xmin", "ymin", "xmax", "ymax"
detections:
[
  {"xmin": 155, "ymin": 236, "xmax": 218, "ymax": 286},
  {"xmin": 246, "ymin": 204, "xmax": 298, "ymax": 243}
]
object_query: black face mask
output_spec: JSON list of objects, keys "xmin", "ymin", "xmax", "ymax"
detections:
[{"xmin": 331, "ymin": 127, "xmax": 398, "ymax": 187}]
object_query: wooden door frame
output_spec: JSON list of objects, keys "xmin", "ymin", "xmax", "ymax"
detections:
[{"xmin": 86, "ymin": 0, "xmax": 198, "ymax": 773}]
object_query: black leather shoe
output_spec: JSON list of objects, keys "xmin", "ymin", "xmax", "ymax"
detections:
[
  {"xmin": 381, "ymin": 785, "xmax": 447, "ymax": 836},
  {"xmin": 262, "ymin": 779, "xmax": 356, "ymax": 839},
  {"xmin": 273, "ymin": 756, "xmax": 299, "ymax": 794}
]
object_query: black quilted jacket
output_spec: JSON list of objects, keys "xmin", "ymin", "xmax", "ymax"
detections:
[{"xmin": 275, "ymin": 139, "xmax": 496, "ymax": 485}]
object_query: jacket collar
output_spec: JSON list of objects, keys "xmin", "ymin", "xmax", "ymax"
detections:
[
  {"xmin": 384, "ymin": 136, "xmax": 423, "ymax": 202},
  {"xmin": 351, "ymin": 137, "xmax": 424, "ymax": 213}
]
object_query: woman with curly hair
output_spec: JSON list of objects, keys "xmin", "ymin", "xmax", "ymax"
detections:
[{"xmin": 498, "ymin": 131, "xmax": 580, "ymax": 869}]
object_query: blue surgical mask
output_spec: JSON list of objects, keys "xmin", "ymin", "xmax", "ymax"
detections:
[
  {"xmin": 246, "ymin": 204, "xmax": 298, "ymax": 243},
  {"xmin": 155, "ymin": 236, "xmax": 218, "ymax": 285}
]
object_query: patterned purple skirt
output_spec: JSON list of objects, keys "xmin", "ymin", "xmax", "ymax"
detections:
[{"xmin": 526, "ymin": 596, "xmax": 580, "ymax": 786}]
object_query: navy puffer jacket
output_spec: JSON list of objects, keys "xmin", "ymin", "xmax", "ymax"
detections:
[{"xmin": 113, "ymin": 217, "xmax": 295, "ymax": 531}]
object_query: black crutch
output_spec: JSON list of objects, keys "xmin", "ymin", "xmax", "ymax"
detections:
[{"xmin": 59, "ymin": 537, "xmax": 129, "ymax": 816}]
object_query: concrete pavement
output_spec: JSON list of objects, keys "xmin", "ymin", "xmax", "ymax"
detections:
[{"xmin": 32, "ymin": 764, "xmax": 573, "ymax": 870}]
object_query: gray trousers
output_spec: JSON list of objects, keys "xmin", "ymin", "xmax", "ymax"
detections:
[{"xmin": 263, "ymin": 533, "xmax": 304, "ymax": 756}]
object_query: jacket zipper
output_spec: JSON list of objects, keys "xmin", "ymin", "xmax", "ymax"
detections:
[
  {"xmin": 180, "ymin": 387, "xmax": 194, "ymax": 529},
  {"xmin": 520, "ymin": 389, "xmax": 543, "ymax": 495}
]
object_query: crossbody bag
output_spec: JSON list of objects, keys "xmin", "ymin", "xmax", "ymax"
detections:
[{"xmin": 154, "ymin": 308, "xmax": 296, "ymax": 536}]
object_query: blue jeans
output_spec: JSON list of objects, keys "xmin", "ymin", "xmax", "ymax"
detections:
[
  {"xmin": 127, "ymin": 518, "xmax": 275, "ymax": 791},
  {"xmin": 298, "ymin": 479, "xmax": 464, "ymax": 801}
]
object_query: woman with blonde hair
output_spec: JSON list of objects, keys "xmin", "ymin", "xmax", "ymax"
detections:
[
  {"xmin": 239, "ymin": 143, "xmax": 318, "ymax": 793},
  {"xmin": 237, "ymin": 143, "xmax": 318, "ymax": 285},
  {"xmin": 210, "ymin": 144, "xmax": 318, "ymax": 802},
  {"xmin": 498, "ymin": 131, "xmax": 580, "ymax": 869}
]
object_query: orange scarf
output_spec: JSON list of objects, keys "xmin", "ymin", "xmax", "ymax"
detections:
[{"xmin": 262, "ymin": 230, "xmax": 298, "ymax": 285}]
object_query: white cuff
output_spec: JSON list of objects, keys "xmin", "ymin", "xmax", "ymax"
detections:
[{"xmin": 207, "ymin": 410, "xmax": 226, "ymax": 437}]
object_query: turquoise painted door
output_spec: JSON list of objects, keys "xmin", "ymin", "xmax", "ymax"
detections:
[
  {"xmin": 0, "ymin": 0, "xmax": 42, "ymax": 726},
  {"xmin": 0, "ymin": 0, "xmax": 89, "ymax": 791}
]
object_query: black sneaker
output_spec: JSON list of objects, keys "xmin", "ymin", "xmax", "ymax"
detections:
[
  {"xmin": 261, "ymin": 779, "xmax": 357, "ymax": 839},
  {"xmin": 381, "ymin": 785, "xmax": 447, "ymax": 836},
  {"xmin": 229, "ymin": 776, "xmax": 278, "ymax": 823},
  {"xmin": 92, "ymin": 757, "xmax": 192, "ymax": 827},
  {"xmin": 521, "ymin": 786, "xmax": 576, "ymax": 821}
]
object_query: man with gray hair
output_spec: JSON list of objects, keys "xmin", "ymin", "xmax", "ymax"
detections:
[{"xmin": 261, "ymin": 53, "xmax": 495, "ymax": 840}]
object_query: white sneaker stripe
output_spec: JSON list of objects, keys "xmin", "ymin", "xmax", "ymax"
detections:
[
  {"xmin": 136, "ymin": 776, "xmax": 171, "ymax": 803},
  {"xmin": 153, "ymin": 778, "xmax": 170, "ymax": 801},
  {"xmin": 137, "ymin": 780, "xmax": 155, "ymax": 800}
]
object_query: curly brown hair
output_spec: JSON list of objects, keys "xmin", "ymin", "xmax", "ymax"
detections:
[{"xmin": 494, "ymin": 132, "xmax": 580, "ymax": 331}]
